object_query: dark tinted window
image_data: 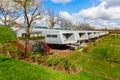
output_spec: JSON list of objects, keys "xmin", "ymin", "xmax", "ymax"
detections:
[{"xmin": 47, "ymin": 35, "xmax": 57, "ymax": 38}]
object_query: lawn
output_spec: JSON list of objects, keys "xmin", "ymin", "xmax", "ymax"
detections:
[
  {"xmin": 0, "ymin": 54, "xmax": 103, "ymax": 80},
  {"xmin": 81, "ymin": 35, "xmax": 120, "ymax": 80}
]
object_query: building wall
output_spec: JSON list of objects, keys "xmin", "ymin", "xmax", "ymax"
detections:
[{"xmin": 11, "ymin": 27, "xmax": 108, "ymax": 44}]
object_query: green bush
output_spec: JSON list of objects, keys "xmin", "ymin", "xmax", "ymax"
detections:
[
  {"xmin": 46, "ymin": 54, "xmax": 62, "ymax": 66},
  {"xmin": 29, "ymin": 53, "xmax": 48, "ymax": 63},
  {"xmin": 0, "ymin": 43, "xmax": 20, "ymax": 58},
  {"xmin": 46, "ymin": 53, "xmax": 82, "ymax": 73},
  {"xmin": 0, "ymin": 26, "xmax": 16, "ymax": 44}
]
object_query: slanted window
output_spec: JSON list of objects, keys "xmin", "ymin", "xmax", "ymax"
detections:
[
  {"xmin": 79, "ymin": 33, "xmax": 85, "ymax": 37},
  {"xmin": 22, "ymin": 33, "xmax": 26, "ymax": 37},
  {"xmin": 63, "ymin": 33, "xmax": 73, "ymax": 41},
  {"xmin": 47, "ymin": 35, "xmax": 57, "ymax": 38},
  {"xmin": 88, "ymin": 32, "xmax": 91, "ymax": 35}
]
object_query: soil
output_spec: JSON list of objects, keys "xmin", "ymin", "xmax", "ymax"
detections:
[{"xmin": 50, "ymin": 49, "xmax": 74, "ymax": 56}]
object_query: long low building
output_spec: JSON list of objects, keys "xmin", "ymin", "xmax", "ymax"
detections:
[{"xmin": 11, "ymin": 27, "xmax": 109, "ymax": 45}]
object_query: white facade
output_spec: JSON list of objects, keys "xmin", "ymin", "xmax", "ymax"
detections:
[
  {"xmin": 11, "ymin": 27, "xmax": 108, "ymax": 44},
  {"xmin": 75, "ymin": 31, "xmax": 88, "ymax": 41}
]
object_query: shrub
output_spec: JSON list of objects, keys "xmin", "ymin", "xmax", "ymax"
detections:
[
  {"xmin": 30, "ymin": 52, "xmax": 82, "ymax": 73},
  {"xmin": 46, "ymin": 53, "xmax": 82, "ymax": 73},
  {"xmin": 29, "ymin": 53, "xmax": 48, "ymax": 63},
  {"xmin": 0, "ymin": 26, "xmax": 16, "ymax": 44},
  {"xmin": 46, "ymin": 54, "xmax": 62, "ymax": 66},
  {"xmin": 0, "ymin": 43, "xmax": 20, "ymax": 58}
]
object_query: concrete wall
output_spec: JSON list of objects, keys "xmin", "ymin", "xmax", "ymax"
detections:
[{"xmin": 11, "ymin": 27, "xmax": 108, "ymax": 44}]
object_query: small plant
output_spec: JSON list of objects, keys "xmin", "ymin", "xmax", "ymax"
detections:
[
  {"xmin": 45, "ymin": 53, "xmax": 82, "ymax": 73},
  {"xmin": 0, "ymin": 43, "xmax": 20, "ymax": 58},
  {"xmin": 46, "ymin": 54, "xmax": 62, "ymax": 66},
  {"xmin": 29, "ymin": 53, "xmax": 48, "ymax": 63}
]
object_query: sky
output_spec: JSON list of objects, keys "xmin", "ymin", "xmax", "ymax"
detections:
[
  {"xmin": 0, "ymin": 0, "xmax": 120, "ymax": 29},
  {"xmin": 43, "ymin": 0, "xmax": 120, "ymax": 29},
  {"xmin": 44, "ymin": 0, "xmax": 100, "ymax": 14}
]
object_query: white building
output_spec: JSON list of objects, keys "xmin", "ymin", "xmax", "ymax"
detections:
[{"xmin": 11, "ymin": 27, "xmax": 108, "ymax": 45}]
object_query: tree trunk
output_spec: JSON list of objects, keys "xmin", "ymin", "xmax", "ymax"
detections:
[
  {"xmin": 25, "ymin": 26, "xmax": 30, "ymax": 58},
  {"xmin": 4, "ymin": 22, "xmax": 7, "ymax": 26}
]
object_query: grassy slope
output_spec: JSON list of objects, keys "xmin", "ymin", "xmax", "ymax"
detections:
[
  {"xmin": 90, "ymin": 35, "xmax": 120, "ymax": 57},
  {"xmin": 0, "ymin": 54, "xmax": 102, "ymax": 80},
  {"xmin": 0, "ymin": 26, "xmax": 16, "ymax": 43},
  {"xmin": 81, "ymin": 35, "xmax": 120, "ymax": 80}
]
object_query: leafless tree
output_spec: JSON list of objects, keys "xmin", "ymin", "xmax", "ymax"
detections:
[
  {"xmin": 74, "ymin": 22, "xmax": 95, "ymax": 30},
  {"xmin": 0, "ymin": 0, "xmax": 21, "ymax": 26},
  {"xmin": 58, "ymin": 18, "xmax": 73, "ymax": 30},
  {"xmin": 13, "ymin": 0, "xmax": 43, "ymax": 57},
  {"xmin": 47, "ymin": 9, "xmax": 60, "ymax": 29}
]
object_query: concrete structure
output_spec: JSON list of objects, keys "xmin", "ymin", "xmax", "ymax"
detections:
[
  {"xmin": 11, "ymin": 27, "xmax": 108, "ymax": 45},
  {"xmin": 32, "ymin": 29, "xmax": 77, "ymax": 44}
]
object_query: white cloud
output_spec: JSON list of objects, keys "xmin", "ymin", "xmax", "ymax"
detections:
[
  {"xmin": 51, "ymin": 0, "xmax": 72, "ymax": 3},
  {"xmin": 59, "ymin": 11, "xmax": 74, "ymax": 20},
  {"xmin": 14, "ymin": 0, "xmax": 120, "ymax": 29},
  {"xmin": 79, "ymin": 4, "xmax": 120, "ymax": 20},
  {"xmin": 103, "ymin": 0, "xmax": 120, "ymax": 8},
  {"xmin": 59, "ymin": 0, "xmax": 120, "ymax": 29}
]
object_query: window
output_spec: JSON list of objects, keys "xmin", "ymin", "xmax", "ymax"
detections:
[
  {"xmin": 88, "ymin": 33, "xmax": 91, "ymax": 35},
  {"xmin": 79, "ymin": 33, "xmax": 84, "ymax": 37},
  {"xmin": 47, "ymin": 35, "xmax": 57, "ymax": 38},
  {"xmin": 22, "ymin": 33, "xmax": 26, "ymax": 37},
  {"xmin": 63, "ymin": 33, "xmax": 73, "ymax": 41}
]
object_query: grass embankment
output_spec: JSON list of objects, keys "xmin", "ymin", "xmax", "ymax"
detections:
[
  {"xmin": 0, "ymin": 54, "xmax": 103, "ymax": 80},
  {"xmin": 81, "ymin": 35, "xmax": 120, "ymax": 80},
  {"xmin": 0, "ymin": 26, "xmax": 16, "ymax": 44}
]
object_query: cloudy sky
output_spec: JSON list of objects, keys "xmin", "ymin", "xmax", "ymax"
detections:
[{"xmin": 44, "ymin": 0, "xmax": 120, "ymax": 29}]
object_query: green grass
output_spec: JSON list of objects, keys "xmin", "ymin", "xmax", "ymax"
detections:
[
  {"xmin": 90, "ymin": 36, "xmax": 120, "ymax": 57},
  {"xmin": 0, "ymin": 54, "xmax": 103, "ymax": 80},
  {"xmin": 81, "ymin": 35, "xmax": 120, "ymax": 80},
  {"xmin": 0, "ymin": 26, "xmax": 16, "ymax": 43}
]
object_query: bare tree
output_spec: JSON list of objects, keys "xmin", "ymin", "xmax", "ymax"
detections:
[
  {"xmin": 59, "ymin": 18, "xmax": 73, "ymax": 30},
  {"xmin": 47, "ymin": 9, "xmax": 59, "ymax": 29},
  {"xmin": 0, "ymin": 0, "xmax": 21, "ymax": 26},
  {"xmin": 75, "ymin": 23, "xmax": 95, "ymax": 30},
  {"xmin": 13, "ymin": 0, "xmax": 43, "ymax": 57}
]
